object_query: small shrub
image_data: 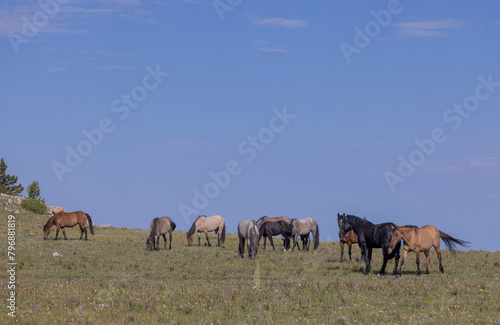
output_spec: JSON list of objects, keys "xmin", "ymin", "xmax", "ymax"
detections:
[{"xmin": 21, "ymin": 197, "xmax": 47, "ymax": 214}]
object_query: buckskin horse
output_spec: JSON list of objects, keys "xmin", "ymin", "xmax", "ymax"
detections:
[
  {"xmin": 43, "ymin": 211, "xmax": 94, "ymax": 240},
  {"xmin": 338, "ymin": 214, "xmax": 402, "ymax": 275},
  {"xmin": 146, "ymin": 217, "xmax": 176, "ymax": 251},
  {"xmin": 398, "ymin": 225, "xmax": 470, "ymax": 276},
  {"xmin": 187, "ymin": 215, "xmax": 226, "ymax": 247}
]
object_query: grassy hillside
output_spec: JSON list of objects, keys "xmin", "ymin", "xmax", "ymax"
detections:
[{"xmin": 1, "ymin": 201, "xmax": 499, "ymax": 324}]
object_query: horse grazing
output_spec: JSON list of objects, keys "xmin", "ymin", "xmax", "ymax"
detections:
[
  {"xmin": 238, "ymin": 220, "xmax": 260, "ymax": 259},
  {"xmin": 259, "ymin": 220, "xmax": 293, "ymax": 251},
  {"xmin": 338, "ymin": 214, "xmax": 402, "ymax": 275},
  {"xmin": 43, "ymin": 211, "xmax": 94, "ymax": 240},
  {"xmin": 398, "ymin": 225, "xmax": 470, "ymax": 276},
  {"xmin": 290, "ymin": 217, "xmax": 319, "ymax": 251},
  {"xmin": 187, "ymin": 215, "xmax": 226, "ymax": 247},
  {"xmin": 337, "ymin": 213, "xmax": 364, "ymax": 262},
  {"xmin": 146, "ymin": 217, "xmax": 176, "ymax": 251},
  {"xmin": 256, "ymin": 216, "xmax": 293, "ymax": 229}
]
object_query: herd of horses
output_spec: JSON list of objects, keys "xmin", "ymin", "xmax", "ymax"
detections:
[{"xmin": 42, "ymin": 211, "xmax": 470, "ymax": 276}]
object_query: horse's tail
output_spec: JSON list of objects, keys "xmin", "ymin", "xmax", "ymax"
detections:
[
  {"xmin": 86, "ymin": 213, "xmax": 94, "ymax": 235},
  {"xmin": 313, "ymin": 220, "xmax": 320, "ymax": 250},
  {"xmin": 171, "ymin": 220, "xmax": 176, "ymax": 231},
  {"xmin": 439, "ymin": 231, "xmax": 470, "ymax": 254},
  {"xmin": 220, "ymin": 222, "xmax": 226, "ymax": 244}
]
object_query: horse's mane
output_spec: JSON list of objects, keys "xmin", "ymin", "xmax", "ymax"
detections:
[
  {"xmin": 401, "ymin": 225, "xmax": 419, "ymax": 229},
  {"xmin": 187, "ymin": 215, "xmax": 205, "ymax": 237},
  {"xmin": 43, "ymin": 216, "xmax": 54, "ymax": 231},
  {"xmin": 149, "ymin": 217, "xmax": 159, "ymax": 238},
  {"xmin": 345, "ymin": 214, "xmax": 374, "ymax": 227},
  {"xmin": 257, "ymin": 216, "xmax": 267, "ymax": 223}
]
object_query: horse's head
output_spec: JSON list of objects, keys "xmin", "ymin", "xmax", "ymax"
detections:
[
  {"xmin": 42, "ymin": 225, "xmax": 50, "ymax": 239},
  {"xmin": 337, "ymin": 213, "xmax": 346, "ymax": 227},
  {"xmin": 338, "ymin": 214, "xmax": 352, "ymax": 237},
  {"xmin": 146, "ymin": 237, "xmax": 154, "ymax": 251},
  {"xmin": 390, "ymin": 225, "xmax": 402, "ymax": 250},
  {"xmin": 186, "ymin": 232, "xmax": 194, "ymax": 246}
]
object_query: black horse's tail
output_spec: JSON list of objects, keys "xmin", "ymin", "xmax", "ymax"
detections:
[
  {"xmin": 439, "ymin": 231, "xmax": 470, "ymax": 254},
  {"xmin": 313, "ymin": 220, "xmax": 320, "ymax": 250},
  {"xmin": 171, "ymin": 220, "xmax": 176, "ymax": 231},
  {"xmin": 86, "ymin": 213, "xmax": 94, "ymax": 235},
  {"xmin": 220, "ymin": 223, "xmax": 226, "ymax": 244}
]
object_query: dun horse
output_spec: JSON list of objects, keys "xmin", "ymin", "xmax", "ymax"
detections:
[
  {"xmin": 187, "ymin": 215, "xmax": 226, "ymax": 247},
  {"xmin": 338, "ymin": 213, "xmax": 402, "ymax": 275},
  {"xmin": 238, "ymin": 219, "xmax": 260, "ymax": 259},
  {"xmin": 43, "ymin": 211, "xmax": 94, "ymax": 240},
  {"xmin": 146, "ymin": 217, "xmax": 176, "ymax": 251},
  {"xmin": 337, "ymin": 213, "xmax": 363, "ymax": 262},
  {"xmin": 398, "ymin": 225, "xmax": 470, "ymax": 276},
  {"xmin": 290, "ymin": 217, "xmax": 320, "ymax": 251}
]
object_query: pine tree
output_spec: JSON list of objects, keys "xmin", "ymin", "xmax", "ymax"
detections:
[
  {"xmin": 27, "ymin": 180, "xmax": 45, "ymax": 203},
  {"xmin": 0, "ymin": 158, "xmax": 24, "ymax": 195}
]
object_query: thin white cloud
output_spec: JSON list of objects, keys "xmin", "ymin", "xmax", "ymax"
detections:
[
  {"xmin": 257, "ymin": 46, "xmax": 288, "ymax": 53},
  {"xmin": 93, "ymin": 65, "xmax": 143, "ymax": 70},
  {"xmin": 394, "ymin": 19, "xmax": 467, "ymax": 38},
  {"xmin": 246, "ymin": 15, "xmax": 307, "ymax": 29}
]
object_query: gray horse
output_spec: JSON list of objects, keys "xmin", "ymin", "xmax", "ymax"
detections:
[
  {"xmin": 146, "ymin": 217, "xmax": 176, "ymax": 251},
  {"xmin": 291, "ymin": 217, "xmax": 319, "ymax": 251},
  {"xmin": 238, "ymin": 219, "xmax": 260, "ymax": 259}
]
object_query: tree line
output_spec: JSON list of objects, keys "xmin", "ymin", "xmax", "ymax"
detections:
[{"xmin": 1, "ymin": 157, "xmax": 46, "ymax": 214}]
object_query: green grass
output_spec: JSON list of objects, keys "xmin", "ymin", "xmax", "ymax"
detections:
[{"xmin": 1, "ymin": 200, "xmax": 499, "ymax": 324}]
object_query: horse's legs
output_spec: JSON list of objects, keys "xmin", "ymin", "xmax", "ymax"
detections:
[
  {"xmin": 205, "ymin": 230, "xmax": 211, "ymax": 247},
  {"xmin": 55, "ymin": 227, "xmax": 59, "ymax": 240},
  {"xmin": 348, "ymin": 243, "xmax": 352, "ymax": 262},
  {"xmin": 436, "ymin": 247, "xmax": 444, "ymax": 273},
  {"xmin": 293, "ymin": 235, "xmax": 300, "ymax": 251},
  {"xmin": 168, "ymin": 231, "xmax": 173, "ymax": 250},
  {"xmin": 263, "ymin": 236, "xmax": 266, "ymax": 250},
  {"xmin": 198, "ymin": 232, "xmax": 201, "ymax": 246},
  {"xmin": 306, "ymin": 235, "xmax": 310, "ymax": 251},
  {"xmin": 415, "ymin": 249, "xmax": 421, "ymax": 275},
  {"xmin": 391, "ymin": 241, "xmax": 401, "ymax": 275},
  {"xmin": 156, "ymin": 235, "xmax": 160, "ymax": 251},
  {"xmin": 62, "ymin": 228, "xmax": 68, "ymax": 240},
  {"xmin": 162, "ymin": 234, "xmax": 167, "ymax": 250},
  {"xmin": 365, "ymin": 246, "xmax": 372, "ymax": 275},
  {"xmin": 378, "ymin": 246, "xmax": 389, "ymax": 275},
  {"xmin": 398, "ymin": 248, "xmax": 408, "ymax": 276},
  {"xmin": 269, "ymin": 236, "xmax": 276, "ymax": 251},
  {"xmin": 424, "ymin": 250, "xmax": 430, "ymax": 274},
  {"xmin": 217, "ymin": 229, "xmax": 221, "ymax": 247},
  {"xmin": 340, "ymin": 242, "xmax": 345, "ymax": 262}
]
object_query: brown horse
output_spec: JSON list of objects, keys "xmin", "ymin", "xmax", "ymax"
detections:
[
  {"xmin": 256, "ymin": 216, "xmax": 292, "ymax": 229},
  {"xmin": 146, "ymin": 217, "xmax": 176, "ymax": 251},
  {"xmin": 43, "ymin": 211, "xmax": 94, "ymax": 240},
  {"xmin": 398, "ymin": 225, "xmax": 470, "ymax": 276},
  {"xmin": 187, "ymin": 215, "xmax": 226, "ymax": 246},
  {"xmin": 337, "ymin": 213, "xmax": 363, "ymax": 262}
]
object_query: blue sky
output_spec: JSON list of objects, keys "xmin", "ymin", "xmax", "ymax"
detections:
[{"xmin": 1, "ymin": 0, "xmax": 499, "ymax": 251}]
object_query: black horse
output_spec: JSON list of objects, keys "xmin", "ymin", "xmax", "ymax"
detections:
[
  {"xmin": 338, "ymin": 213, "xmax": 402, "ymax": 275},
  {"xmin": 259, "ymin": 221, "xmax": 293, "ymax": 251}
]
